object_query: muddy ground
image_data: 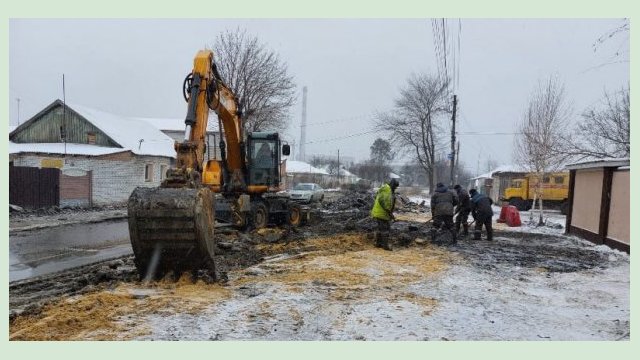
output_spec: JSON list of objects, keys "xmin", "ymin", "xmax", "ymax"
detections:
[{"xmin": 8, "ymin": 188, "xmax": 630, "ymax": 340}]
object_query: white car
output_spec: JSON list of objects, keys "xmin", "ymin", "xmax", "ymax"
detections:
[{"xmin": 288, "ymin": 183, "xmax": 324, "ymax": 203}]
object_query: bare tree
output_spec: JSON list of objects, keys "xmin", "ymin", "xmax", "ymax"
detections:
[
  {"xmin": 370, "ymin": 138, "xmax": 395, "ymax": 165},
  {"xmin": 309, "ymin": 155, "xmax": 339, "ymax": 175},
  {"xmin": 211, "ymin": 29, "xmax": 296, "ymax": 133},
  {"xmin": 375, "ymin": 73, "xmax": 450, "ymax": 194},
  {"xmin": 514, "ymin": 76, "xmax": 571, "ymax": 225},
  {"xmin": 350, "ymin": 160, "xmax": 391, "ymax": 186},
  {"xmin": 563, "ymin": 86, "xmax": 630, "ymax": 160}
]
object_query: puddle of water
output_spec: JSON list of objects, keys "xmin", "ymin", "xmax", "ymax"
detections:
[
  {"xmin": 10, "ymin": 244, "xmax": 133, "ymax": 282},
  {"xmin": 9, "ymin": 220, "xmax": 133, "ymax": 282}
]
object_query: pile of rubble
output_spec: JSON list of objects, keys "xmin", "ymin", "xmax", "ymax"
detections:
[{"xmin": 321, "ymin": 189, "xmax": 375, "ymax": 212}]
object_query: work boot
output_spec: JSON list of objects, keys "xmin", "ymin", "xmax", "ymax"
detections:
[
  {"xmin": 374, "ymin": 231, "xmax": 382, "ymax": 248},
  {"xmin": 473, "ymin": 231, "xmax": 481, "ymax": 240},
  {"xmin": 379, "ymin": 236, "xmax": 392, "ymax": 251}
]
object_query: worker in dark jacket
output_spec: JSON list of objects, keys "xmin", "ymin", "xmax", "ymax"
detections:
[
  {"xmin": 469, "ymin": 188, "xmax": 494, "ymax": 241},
  {"xmin": 430, "ymin": 182, "xmax": 458, "ymax": 241},
  {"xmin": 370, "ymin": 178, "xmax": 399, "ymax": 250},
  {"xmin": 453, "ymin": 184, "xmax": 471, "ymax": 237}
]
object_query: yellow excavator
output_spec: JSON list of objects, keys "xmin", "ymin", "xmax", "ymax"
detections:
[{"xmin": 127, "ymin": 49, "xmax": 303, "ymax": 279}]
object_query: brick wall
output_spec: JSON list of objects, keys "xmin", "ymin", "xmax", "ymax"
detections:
[{"xmin": 12, "ymin": 153, "xmax": 172, "ymax": 206}]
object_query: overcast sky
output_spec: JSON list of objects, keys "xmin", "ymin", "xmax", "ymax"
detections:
[{"xmin": 9, "ymin": 19, "xmax": 629, "ymax": 174}]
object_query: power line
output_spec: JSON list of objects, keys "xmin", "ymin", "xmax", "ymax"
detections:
[
  {"xmin": 302, "ymin": 128, "xmax": 377, "ymax": 145},
  {"xmin": 457, "ymin": 132, "xmax": 521, "ymax": 135},
  {"xmin": 457, "ymin": 19, "xmax": 461, "ymax": 90},
  {"xmin": 442, "ymin": 18, "xmax": 448, "ymax": 84},
  {"xmin": 301, "ymin": 113, "xmax": 373, "ymax": 127}
]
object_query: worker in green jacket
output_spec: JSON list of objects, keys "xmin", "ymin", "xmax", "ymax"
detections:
[{"xmin": 370, "ymin": 178, "xmax": 399, "ymax": 251}]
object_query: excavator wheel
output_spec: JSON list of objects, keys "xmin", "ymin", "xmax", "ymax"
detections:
[
  {"xmin": 288, "ymin": 202, "xmax": 303, "ymax": 227},
  {"xmin": 252, "ymin": 202, "xmax": 269, "ymax": 229},
  {"xmin": 127, "ymin": 187, "xmax": 216, "ymax": 280}
]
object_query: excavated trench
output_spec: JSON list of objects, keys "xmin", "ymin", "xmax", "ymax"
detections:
[{"xmin": 9, "ymin": 190, "xmax": 624, "ymax": 339}]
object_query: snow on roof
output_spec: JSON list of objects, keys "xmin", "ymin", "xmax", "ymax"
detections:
[
  {"xmin": 471, "ymin": 172, "xmax": 493, "ymax": 180},
  {"xmin": 66, "ymin": 102, "xmax": 175, "ymax": 158},
  {"xmin": 134, "ymin": 117, "xmax": 220, "ymax": 133},
  {"xmin": 471, "ymin": 164, "xmax": 534, "ymax": 180},
  {"xmin": 339, "ymin": 167, "xmax": 357, "ymax": 177},
  {"xmin": 565, "ymin": 157, "xmax": 630, "ymax": 170},
  {"xmin": 389, "ymin": 172, "xmax": 401, "ymax": 179},
  {"xmin": 489, "ymin": 164, "xmax": 529, "ymax": 174},
  {"xmin": 9, "ymin": 142, "xmax": 127, "ymax": 156},
  {"xmin": 285, "ymin": 160, "xmax": 329, "ymax": 175}
]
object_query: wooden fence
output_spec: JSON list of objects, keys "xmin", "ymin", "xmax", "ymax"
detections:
[{"xmin": 9, "ymin": 166, "xmax": 60, "ymax": 208}]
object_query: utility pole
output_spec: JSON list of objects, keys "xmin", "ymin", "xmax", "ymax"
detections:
[
  {"xmin": 16, "ymin": 98, "xmax": 20, "ymax": 125},
  {"xmin": 337, "ymin": 149, "xmax": 340, "ymax": 184},
  {"xmin": 454, "ymin": 140, "xmax": 460, "ymax": 184},
  {"xmin": 449, "ymin": 94, "xmax": 457, "ymax": 186},
  {"xmin": 63, "ymin": 74, "xmax": 67, "ymax": 159},
  {"xmin": 299, "ymin": 86, "xmax": 307, "ymax": 162}
]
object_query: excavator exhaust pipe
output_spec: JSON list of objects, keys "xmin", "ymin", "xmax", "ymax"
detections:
[{"xmin": 127, "ymin": 187, "xmax": 217, "ymax": 280}]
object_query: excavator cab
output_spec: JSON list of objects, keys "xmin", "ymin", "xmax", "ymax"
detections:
[{"xmin": 246, "ymin": 132, "xmax": 288, "ymax": 190}]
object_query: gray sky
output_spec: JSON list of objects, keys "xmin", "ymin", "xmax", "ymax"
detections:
[{"xmin": 9, "ymin": 19, "xmax": 629, "ymax": 174}]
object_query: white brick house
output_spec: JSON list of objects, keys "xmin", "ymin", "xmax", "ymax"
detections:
[{"xmin": 9, "ymin": 100, "xmax": 176, "ymax": 207}]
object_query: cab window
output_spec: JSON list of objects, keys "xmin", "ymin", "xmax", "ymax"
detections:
[
  {"xmin": 554, "ymin": 176, "xmax": 564, "ymax": 184},
  {"xmin": 252, "ymin": 141, "xmax": 275, "ymax": 168}
]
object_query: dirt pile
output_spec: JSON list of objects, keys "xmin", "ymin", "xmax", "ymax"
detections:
[{"xmin": 10, "ymin": 276, "xmax": 231, "ymax": 340}]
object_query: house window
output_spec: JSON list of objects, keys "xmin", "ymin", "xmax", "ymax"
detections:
[
  {"xmin": 145, "ymin": 164, "xmax": 154, "ymax": 182},
  {"xmin": 160, "ymin": 165, "xmax": 168, "ymax": 180},
  {"xmin": 554, "ymin": 176, "xmax": 564, "ymax": 184},
  {"xmin": 543, "ymin": 176, "xmax": 550, "ymax": 183},
  {"xmin": 87, "ymin": 132, "xmax": 96, "ymax": 144}
]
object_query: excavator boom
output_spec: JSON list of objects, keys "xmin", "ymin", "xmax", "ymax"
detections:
[{"xmin": 128, "ymin": 50, "xmax": 235, "ymax": 279}]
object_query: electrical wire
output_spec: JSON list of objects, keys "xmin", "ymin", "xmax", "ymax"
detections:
[{"xmin": 302, "ymin": 128, "xmax": 378, "ymax": 145}]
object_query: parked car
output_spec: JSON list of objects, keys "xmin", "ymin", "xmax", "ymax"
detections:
[{"xmin": 288, "ymin": 183, "xmax": 324, "ymax": 203}]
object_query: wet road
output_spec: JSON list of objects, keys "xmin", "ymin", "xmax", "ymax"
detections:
[{"xmin": 9, "ymin": 220, "xmax": 132, "ymax": 282}]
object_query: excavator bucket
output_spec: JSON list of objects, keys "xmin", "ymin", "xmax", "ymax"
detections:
[{"xmin": 127, "ymin": 187, "xmax": 217, "ymax": 280}]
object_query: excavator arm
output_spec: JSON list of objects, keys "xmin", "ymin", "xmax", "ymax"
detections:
[
  {"xmin": 127, "ymin": 50, "xmax": 245, "ymax": 280},
  {"xmin": 169, "ymin": 49, "xmax": 245, "ymax": 191}
]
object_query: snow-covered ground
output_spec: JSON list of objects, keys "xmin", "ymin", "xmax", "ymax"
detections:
[
  {"xmin": 493, "ymin": 205, "xmax": 567, "ymax": 235},
  {"xmin": 9, "ymin": 191, "xmax": 629, "ymax": 341},
  {"xmin": 10, "ymin": 228, "xmax": 629, "ymax": 341}
]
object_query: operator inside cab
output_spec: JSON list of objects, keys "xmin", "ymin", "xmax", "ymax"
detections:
[{"xmin": 251, "ymin": 141, "xmax": 276, "ymax": 185}]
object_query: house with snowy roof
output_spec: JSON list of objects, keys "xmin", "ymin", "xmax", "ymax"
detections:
[
  {"xmin": 134, "ymin": 117, "xmax": 222, "ymax": 161},
  {"xmin": 9, "ymin": 99, "xmax": 175, "ymax": 207},
  {"xmin": 283, "ymin": 160, "xmax": 331, "ymax": 188}
]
